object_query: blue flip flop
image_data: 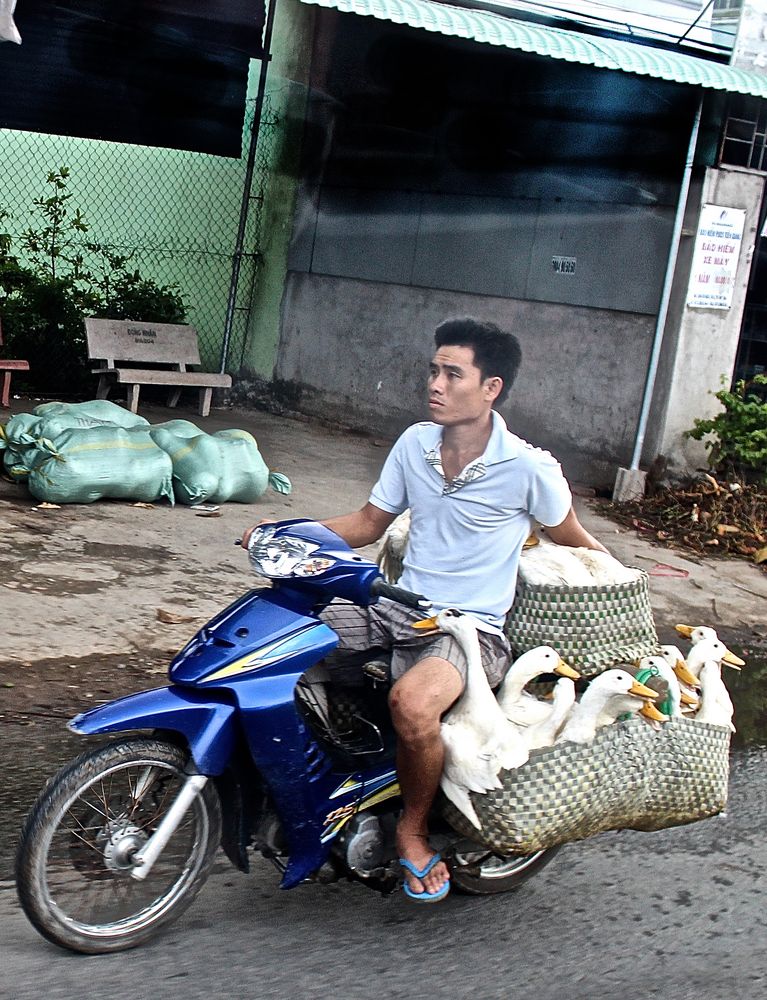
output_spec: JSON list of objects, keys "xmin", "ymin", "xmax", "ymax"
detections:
[{"xmin": 400, "ymin": 853, "xmax": 450, "ymax": 903}]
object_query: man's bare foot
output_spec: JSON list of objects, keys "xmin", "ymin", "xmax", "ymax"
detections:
[{"xmin": 397, "ymin": 829, "xmax": 450, "ymax": 896}]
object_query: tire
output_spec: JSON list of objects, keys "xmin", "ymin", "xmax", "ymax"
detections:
[
  {"xmin": 15, "ymin": 737, "xmax": 222, "ymax": 954},
  {"xmin": 449, "ymin": 845, "xmax": 559, "ymax": 895}
]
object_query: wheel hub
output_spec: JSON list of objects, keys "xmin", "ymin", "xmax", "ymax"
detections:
[{"xmin": 102, "ymin": 822, "xmax": 148, "ymax": 873}]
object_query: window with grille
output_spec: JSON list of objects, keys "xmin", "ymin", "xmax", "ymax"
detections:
[{"xmin": 719, "ymin": 96, "xmax": 767, "ymax": 171}]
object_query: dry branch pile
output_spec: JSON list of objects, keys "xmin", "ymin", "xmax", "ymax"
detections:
[{"xmin": 602, "ymin": 473, "xmax": 767, "ymax": 570}]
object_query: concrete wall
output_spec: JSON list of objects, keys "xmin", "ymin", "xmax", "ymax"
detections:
[
  {"xmin": 645, "ymin": 165, "xmax": 766, "ymax": 477},
  {"xmin": 276, "ymin": 271, "xmax": 656, "ymax": 487}
]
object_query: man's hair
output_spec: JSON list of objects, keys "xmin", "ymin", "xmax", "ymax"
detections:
[{"xmin": 434, "ymin": 317, "xmax": 521, "ymax": 404}]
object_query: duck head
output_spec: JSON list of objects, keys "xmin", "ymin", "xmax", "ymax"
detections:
[
  {"xmin": 686, "ymin": 637, "xmax": 746, "ymax": 674},
  {"xmin": 675, "ymin": 624, "xmax": 718, "ymax": 645}
]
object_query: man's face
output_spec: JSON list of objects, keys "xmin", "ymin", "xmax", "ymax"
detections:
[{"xmin": 427, "ymin": 344, "xmax": 501, "ymax": 426}]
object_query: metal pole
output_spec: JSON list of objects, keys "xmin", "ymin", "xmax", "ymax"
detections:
[
  {"xmin": 219, "ymin": 0, "xmax": 279, "ymax": 374},
  {"xmin": 629, "ymin": 96, "xmax": 703, "ymax": 470}
]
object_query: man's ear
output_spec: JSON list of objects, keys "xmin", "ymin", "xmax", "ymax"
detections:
[{"xmin": 485, "ymin": 376, "xmax": 503, "ymax": 402}]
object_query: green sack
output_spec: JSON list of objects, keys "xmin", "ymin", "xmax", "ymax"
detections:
[
  {"xmin": 34, "ymin": 400, "xmax": 149, "ymax": 430},
  {"xmin": 27, "ymin": 426, "xmax": 174, "ymax": 505},
  {"xmin": 0, "ymin": 413, "xmax": 44, "ymax": 482},
  {"xmin": 212, "ymin": 429, "xmax": 285, "ymax": 504},
  {"xmin": 153, "ymin": 427, "xmax": 292, "ymax": 504},
  {"xmin": 152, "ymin": 429, "xmax": 221, "ymax": 505},
  {"xmin": 145, "ymin": 419, "xmax": 202, "ymax": 441}
]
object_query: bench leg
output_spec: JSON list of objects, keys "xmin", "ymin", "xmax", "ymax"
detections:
[
  {"xmin": 1, "ymin": 370, "xmax": 10, "ymax": 409},
  {"xmin": 126, "ymin": 384, "xmax": 140, "ymax": 414},
  {"xmin": 96, "ymin": 375, "xmax": 111, "ymax": 400},
  {"xmin": 198, "ymin": 387, "xmax": 212, "ymax": 418},
  {"xmin": 167, "ymin": 388, "xmax": 182, "ymax": 409}
]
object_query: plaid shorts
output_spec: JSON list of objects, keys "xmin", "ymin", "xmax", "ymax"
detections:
[{"xmin": 319, "ymin": 599, "xmax": 511, "ymax": 688}]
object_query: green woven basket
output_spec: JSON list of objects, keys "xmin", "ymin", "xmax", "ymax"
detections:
[
  {"xmin": 441, "ymin": 717, "xmax": 730, "ymax": 854},
  {"xmin": 505, "ymin": 571, "xmax": 660, "ymax": 678}
]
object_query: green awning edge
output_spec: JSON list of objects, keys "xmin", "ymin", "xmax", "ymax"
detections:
[{"xmin": 298, "ymin": 0, "xmax": 767, "ymax": 99}]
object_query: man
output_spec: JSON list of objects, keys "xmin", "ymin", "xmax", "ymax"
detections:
[{"xmin": 245, "ymin": 317, "xmax": 606, "ymax": 902}]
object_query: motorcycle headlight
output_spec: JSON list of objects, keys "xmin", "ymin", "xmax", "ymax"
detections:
[{"xmin": 248, "ymin": 526, "xmax": 335, "ymax": 578}]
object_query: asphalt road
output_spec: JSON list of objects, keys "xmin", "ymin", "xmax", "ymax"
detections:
[{"xmin": 1, "ymin": 740, "xmax": 765, "ymax": 1000}]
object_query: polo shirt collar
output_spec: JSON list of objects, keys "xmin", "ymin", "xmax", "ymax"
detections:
[{"xmin": 416, "ymin": 410, "xmax": 520, "ymax": 466}]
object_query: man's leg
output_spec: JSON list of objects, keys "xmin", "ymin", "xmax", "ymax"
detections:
[{"xmin": 388, "ymin": 656, "xmax": 463, "ymax": 896}]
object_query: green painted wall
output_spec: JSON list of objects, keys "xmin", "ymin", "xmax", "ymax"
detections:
[{"xmin": 0, "ymin": 71, "xmax": 262, "ymax": 371}]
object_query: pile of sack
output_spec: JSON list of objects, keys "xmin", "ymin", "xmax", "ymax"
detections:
[{"xmin": 0, "ymin": 400, "xmax": 292, "ymax": 505}]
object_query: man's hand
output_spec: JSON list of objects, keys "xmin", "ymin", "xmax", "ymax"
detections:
[{"xmin": 241, "ymin": 519, "xmax": 276, "ymax": 550}]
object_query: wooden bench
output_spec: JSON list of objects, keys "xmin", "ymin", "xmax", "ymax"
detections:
[
  {"xmin": 85, "ymin": 318, "xmax": 232, "ymax": 418},
  {"xmin": 0, "ymin": 318, "xmax": 30, "ymax": 409}
]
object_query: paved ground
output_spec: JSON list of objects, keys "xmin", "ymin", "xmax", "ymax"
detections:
[{"xmin": 1, "ymin": 398, "xmax": 765, "ymax": 670}]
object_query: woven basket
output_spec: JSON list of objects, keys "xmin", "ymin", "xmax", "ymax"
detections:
[
  {"xmin": 440, "ymin": 717, "xmax": 730, "ymax": 854},
  {"xmin": 505, "ymin": 572, "xmax": 659, "ymax": 678}
]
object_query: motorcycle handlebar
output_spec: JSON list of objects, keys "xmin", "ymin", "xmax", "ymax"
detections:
[{"xmin": 370, "ymin": 577, "xmax": 431, "ymax": 611}]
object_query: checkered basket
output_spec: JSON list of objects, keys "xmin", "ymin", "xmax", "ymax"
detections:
[
  {"xmin": 440, "ymin": 717, "xmax": 730, "ymax": 853},
  {"xmin": 505, "ymin": 572, "xmax": 659, "ymax": 678}
]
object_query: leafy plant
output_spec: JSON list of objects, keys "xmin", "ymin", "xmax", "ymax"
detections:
[
  {"xmin": 19, "ymin": 167, "xmax": 89, "ymax": 282},
  {"xmin": 686, "ymin": 375, "xmax": 767, "ymax": 484},
  {"xmin": 0, "ymin": 167, "xmax": 186, "ymax": 396}
]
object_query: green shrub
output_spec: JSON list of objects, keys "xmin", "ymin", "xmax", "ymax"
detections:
[
  {"xmin": 0, "ymin": 167, "xmax": 186, "ymax": 396},
  {"xmin": 686, "ymin": 375, "xmax": 767, "ymax": 484}
]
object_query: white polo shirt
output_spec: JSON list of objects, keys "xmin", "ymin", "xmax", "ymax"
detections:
[{"xmin": 369, "ymin": 411, "xmax": 572, "ymax": 633}]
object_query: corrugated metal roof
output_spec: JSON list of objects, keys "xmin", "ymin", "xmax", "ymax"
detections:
[{"xmin": 298, "ymin": 0, "xmax": 767, "ymax": 98}]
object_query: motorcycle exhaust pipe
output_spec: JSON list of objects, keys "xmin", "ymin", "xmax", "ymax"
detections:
[{"xmin": 130, "ymin": 775, "xmax": 209, "ymax": 881}]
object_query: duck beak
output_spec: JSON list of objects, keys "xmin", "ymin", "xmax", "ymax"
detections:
[
  {"xmin": 675, "ymin": 624, "xmax": 694, "ymax": 638},
  {"xmin": 640, "ymin": 701, "xmax": 668, "ymax": 723},
  {"xmin": 411, "ymin": 614, "xmax": 441, "ymax": 633},
  {"xmin": 629, "ymin": 679, "xmax": 659, "ymax": 700},
  {"xmin": 554, "ymin": 659, "xmax": 580, "ymax": 680},
  {"xmin": 523, "ymin": 532, "xmax": 540, "ymax": 549},
  {"xmin": 722, "ymin": 650, "xmax": 745, "ymax": 670},
  {"xmin": 673, "ymin": 661, "xmax": 699, "ymax": 688},
  {"xmin": 680, "ymin": 690, "xmax": 699, "ymax": 707}
]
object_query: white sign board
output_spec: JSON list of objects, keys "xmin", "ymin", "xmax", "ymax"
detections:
[{"xmin": 686, "ymin": 205, "xmax": 746, "ymax": 310}]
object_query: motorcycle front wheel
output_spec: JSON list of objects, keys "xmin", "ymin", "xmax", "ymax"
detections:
[
  {"xmin": 15, "ymin": 737, "xmax": 222, "ymax": 954},
  {"xmin": 449, "ymin": 845, "xmax": 559, "ymax": 895}
]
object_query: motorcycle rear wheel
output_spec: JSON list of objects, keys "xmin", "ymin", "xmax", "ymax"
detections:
[
  {"xmin": 449, "ymin": 845, "xmax": 559, "ymax": 895},
  {"xmin": 15, "ymin": 737, "xmax": 221, "ymax": 954}
]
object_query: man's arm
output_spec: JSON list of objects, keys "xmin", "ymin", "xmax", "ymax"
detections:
[
  {"xmin": 322, "ymin": 502, "xmax": 396, "ymax": 548},
  {"xmin": 242, "ymin": 502, "xmax": 395, "ymax": 551},
  {"xmin": 544, "ymin": 507, "xmax": 609, "ymax": 553}
]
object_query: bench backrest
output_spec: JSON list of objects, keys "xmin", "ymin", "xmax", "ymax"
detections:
[{"xmin": 85, "ymin": 318, "xmax": 201, "ymax": 367}]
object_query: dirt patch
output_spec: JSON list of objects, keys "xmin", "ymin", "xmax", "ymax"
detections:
[{"xmin": 0, "ymin": 651, "xmax": 172, "ymax": 723}]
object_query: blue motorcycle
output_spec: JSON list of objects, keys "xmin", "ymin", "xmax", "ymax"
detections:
[{"xmin": 15, "ymin": 519, "xmax": 558, "ymax": 953}]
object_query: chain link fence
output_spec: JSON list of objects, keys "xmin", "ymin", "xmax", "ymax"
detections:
[{"xmin": 0, "ymin": 77, "xmax": 276, "ymax": 397}]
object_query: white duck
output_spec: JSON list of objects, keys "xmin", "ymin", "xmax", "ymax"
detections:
[
  {"xmin": 659, "ymin": 644, "xmax": 700, "ymax": 712},
  {"xmin": 675, "ymin": 624, "xmax": 719, "ymax": 645},
  {"xmin": 680, "ymin": 636, "xmax": 745, "ymax": 732},
  {"xmin": 496, "ymin": 646, "xmax": 580, "ymax": 728},
  {"xmin": 556, "ymin": 669, "xmax": 664, "ymax": 745},
  {"xmin": 695, "ymin": 660, "xmax": 737, "ymax": 731},
  {"xmin": 678, "ymin": 635, "xmax": 744, "ymax": 684},
  {"xmin": 413, "ymin": 609, "xmax": 529, "ymax": 830},
  {"xmin": 377, "ymin": 509, "xmax": 411, "ymax": 584},
  {"xmin": 523, "ymin": 677, "xmax": 577, "ymax": 750}
]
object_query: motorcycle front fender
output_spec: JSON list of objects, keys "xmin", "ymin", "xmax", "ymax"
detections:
[{"xmin": 68, "ymin": 685, "xmax": 236, "ymax": 775}]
